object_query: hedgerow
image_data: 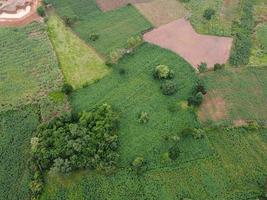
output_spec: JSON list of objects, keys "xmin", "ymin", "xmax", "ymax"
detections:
[{"xmin": 230, "ymin": 0, "xmax": 254, "ymax": 66}]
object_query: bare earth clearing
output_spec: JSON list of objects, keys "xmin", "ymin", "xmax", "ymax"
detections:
[
  {"xmin": 134, "ymin": 0, "xmax": 188, "ymax": 27},
  {"xmin": 144, "ymin": 18, "xmax": 233, "ymax": 69},
  {"xmin": 0, "ymin": 0, "xmax": 40, "ymax": 26},
  {"xmin": 96, "ymin": 0, "xmax": 151, "ymax": 12}
]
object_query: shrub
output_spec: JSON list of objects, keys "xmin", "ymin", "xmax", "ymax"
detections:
[
  {"xmin": 131, "ymin": 157, "xmax": 146, "ymax": 174},
  {"xmin": 37, "ymin": 6, "xmax": 45, "ymax": 17},
  {"xmin": 168, "ymin": 144, "xmax": 180, "ymax": 160},
  {"xmin": 119, "ymin": 68, "xmax": 126, "ymax": 75},
  {"xmin": 61, "ymin": 83, "xmax": 73, "ymax": 95},
  {"xmin": 138, "ymin": 111, "xmax": 149, "ymax": 124},
  {"xmin": 89, "ymin": 33, "xmax": 99, "ymax": 41},
  {"xmin": 108, "ymin": 49, "xmax": 125, "ymax": 64},
  {"xmin": 153, "ymin": 65, "xmax": 174, "ymax": 79},
  {"xmin": 195, "ymin": 81, "xmax": 207, "ymax": 95},
  {"xmin": 127, "ymin": 36, "xmax": 142, "ymax": 49},
  {"xmin": 198, "ymin": 62, "xmax": 208, "ymax": 73},
  {"xmin": 161, "ymin": 80, "xmax": 177, "ymax": 95},
  {"xmin": 62, "ymin": 16, "xmax": 78, "ymax": 27},
  {"xmin": 214, "ymin": 63, "xmax": 225, "ymax": 71},
  {"xmin": 203, "ymin": 8, "xmax": 215, "ymax": 20},
  {"xmin": 188, "ymin": 92, "xmax": 204, "ymax": 106}
]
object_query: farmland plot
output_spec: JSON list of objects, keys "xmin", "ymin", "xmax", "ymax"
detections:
[{"xmin": 0, "ymin": 22, "xmax": 63, "ymax": 111}]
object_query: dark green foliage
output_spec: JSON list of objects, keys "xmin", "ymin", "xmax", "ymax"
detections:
[
  {"xmin": 30, "ymin": 104, "xmax": 119, "ymax": 199},
  {"xmin": 214, "ymin": 63, "xmax": 225, "ymax": 71},
  {"xmin": 62, "ymin": 15, "xmax": 78, "ymax": 27},
  {"xmin": 43, "ymin": 0, "xmax": 51, "ymax": 5},
  {"xmin": 188, "ymin": 92, "xmax": 204, "ymax": 106},
  {"xmin": 0, "ymin": 105, "xmax": 39, "ymax": 200},
  {"xmin": 194, "ymin": 80, "xmax": 207, "ymax": 95},
  {"xmin": 230, "ymin": 0, "xmax": 254, "ymax": 66},
  {"xmin": 153, "ymin": 64, "xmax": 174, "ymax": 79},
  {"xmin": 203, "ymin": 8, "xmax": 215, "ymax": 20},
  {"xmin": 168, "ymin": 144, "xmax": 180, "ymax": 160},
  {"xmin": 61, "ymin": 83, "xmax": 73, "ymax": 95},
  {"xmin": 37, "ymin": 6, "xmax": 46, "ymax": 17},
  {"xmin": 198, "ymin": 62, "xmax": 208, "ymax": 73},
  {"xmin": 161, "ymin": 80, "xmax": 177, "ymax": 95},
  {"xmin": 131, "ymin": 157, "xmax": 146, "ymax": 174},
  {"xmin": 89, "ymin": 33, "xmax": 99, "ymax": 41}
]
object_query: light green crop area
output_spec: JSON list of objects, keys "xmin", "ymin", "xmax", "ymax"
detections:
[{"xmin": 47, "ymin": 14, "xmax": 110, "ymax": 89}]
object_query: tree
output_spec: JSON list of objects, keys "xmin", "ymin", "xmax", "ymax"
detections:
[
  {"xmin": 131, "ymin": 157, "xmax": 146, "ymax": 174},
  {"xmin": 198, "ymin": 62, "xmax": 207, "ymax": 73},
  {"xmin": 188, "ymin": 92, "xmax": 204, "ymax": 106},
  {"xmin": 214, "ymin": 63, "xmax": 225, "ymax": 71},
  {"xmin": 153, "ymin": 65, "xmax": 174, "ymax": 79},
  {"xmin": 37, "ymin": 6, "xmax": 45, "ymax": 17},
  {"xmin": 161, "ymin": 80, "xmax": 177, "ymax": 95},
  {"xmin": 203, "ymin": 8, "xmax": 215, "ymax": 20},
  {"xmin": 61, "ymin": 83, "xmax": 73, "ymax": 95}
]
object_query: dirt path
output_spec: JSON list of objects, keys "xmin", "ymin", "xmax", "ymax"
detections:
[
  {"xmin": 0, "ymin": 0, "xmax": 41, "ymax": 26},
  {"xmin": 143, "ymin": 18, "xmax": 233, "ymax": 69}
]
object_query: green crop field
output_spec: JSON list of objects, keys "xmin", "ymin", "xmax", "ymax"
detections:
[
  {"xmin": 41, "ymin": 127, "xmax": 267, "ymax": 200},
  {"xmin": 49, "ymin": 0, "xmax": 152, "ymax": 57},
  {"xmin": 200, "ymin": 67, "xmax": 267, "ymax": 124},
  {"xmin": 0, "ymin": 22, "xmax": 63, "ymax": 111},
  {"xmin": 0, "ymin": 105, "xmax": 39, "ymax": 200},
  {"xmin": 47, "ymin": 13, "xmax": 110, "ymax": 89}
]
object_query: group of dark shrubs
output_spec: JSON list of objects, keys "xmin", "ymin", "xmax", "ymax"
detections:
[
  {"xmin": 153, "ymin": 65, "xmax": 177, "ymax": 96},
  {"xmin": 29, "ymin": 104, "xmax": 119, "ymax": 199},
  {"xmin": 198, "ymin": 62, "xmax": 225, "ymax": 73},
  {"xmin": 187, "ymin": 80, "xmax": 206, "ymax": 107}
]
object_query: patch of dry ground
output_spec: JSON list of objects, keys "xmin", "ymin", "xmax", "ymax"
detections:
[
  {"xmin": 198, "ymin": 91, "xmax": 228, "ymax": 122},
  {"xmin": 143, "ymin": 18, "xmax": 233, "ymax": 69},
  {"xmin": 134, "ymin": 0, "xmax": 188, "ymax": 27},
  {"xmin": 96, "ymin": 0, "xmax": 151, "ymax": 12}
]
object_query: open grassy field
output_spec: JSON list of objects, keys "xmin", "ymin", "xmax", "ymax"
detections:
[
  {"xmin": 0, "ymin": 105, "xmax": 39, "ymax": 200},
  {"xmin": 47, "ymin": 13, "xmax": 110, "ymax": 89},
  {"xmin": 70, "ymin": 43, "xmax": 200, "ymax": 167},
  {"xmin": 49, "ymin": 0, "xmax": 152, "ymax": 57},
  {"xmin": 199, "ymin": 67, "xmax": 267, "ymax": 124},
  {"xmin": 0, "ymin": 22, "xmax": 63, "ymax": 111},
  {"xmin": 41, "ymin": 127, "xmax": 267, "ymax": 200},
  {"xmin": 181, "ymin": 0, "xmax": 240, "ymax": 36}
]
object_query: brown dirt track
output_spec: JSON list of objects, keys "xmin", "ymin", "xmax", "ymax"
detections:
[
  {"xmin": 143, "ymin": 18, "xmax": 233, "ymax": 69},
  {"xmin": 0, "ymin": 0, "xmax": 41, "ymax": 26},
  {"xmin": 96, "ymin": 0, "xmax": 151, "ymax": 12}
]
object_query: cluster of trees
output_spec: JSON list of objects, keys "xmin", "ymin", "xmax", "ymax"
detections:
[
  {"xmin": 187, "ymin": 80, "xmax": 206, "ymax": 106},
  {"xmin": 29, "ymin": 104, "xmax": 119, "ymax": 199},
  {"xmin": 153, "ymin": 65, "xmax": 177, "ymax": 95},
  {"xmin": 230, "ymin": 0, "xmax": 254, "ymax": 66}
]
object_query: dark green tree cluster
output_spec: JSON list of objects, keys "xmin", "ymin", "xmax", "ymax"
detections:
[
  {"xmin": 187, "ymin": 81, "xmax": 206, "ymax": 106},
  {"xmin": 203, "ymin": 8, "xmax": 215, "ymax": 20},
  {"xmin": 30, "ymin": 104, "xmax": 119, "ymax": 199}
]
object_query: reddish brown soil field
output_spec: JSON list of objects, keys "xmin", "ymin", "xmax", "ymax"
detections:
[
  {"xmin": 96, "ymin": 0, "xmax": 151, "ymax": 12},
  {"xmin": 0, "ymin": 0, "xmax": 41, "ymax": 26},
  {"xmin": 143, "ymin": 18, "xmax": 233, "ymax": 69}
]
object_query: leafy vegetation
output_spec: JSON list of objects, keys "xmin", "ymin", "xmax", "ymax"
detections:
[
  {"xmin": 230, "ymin": 0, "xmax": 254, "ymax": 66},
  {"xmin": 0, "ymin": 22, "xmax": 63, "ymax": 111},
  {"xmin": 47, "ymin": 14, "xmax": 110, "ymax": 89},
  {"xmin": 0, "ymin": 105, "xmax": 40, "ymax": 200},
  {"xmin": 49, "ymin": 0, "xmax": 152, "ymax": 56},
  {"xmin": 30, "ymin": 104, "xmax": 119, "ymax": 199}
]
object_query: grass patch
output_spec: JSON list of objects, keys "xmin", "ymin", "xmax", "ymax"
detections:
[
  {"xmin": 200, "ymin": 67, "xmax": 267, "ymax": 123},
  {"xmin": 47, "ymin": 13, "xmax": 110, "ymax": 89},
  {"xmin": 49, "ymin": 0, "xmax": 152, "ymax": 56},
  {"xmin": 0, "ymin": 22, "xmax": 63, "ymax": 112},
  {"xmin": 0, "ymin": 105, "xmax": 40, "ymax": 200}
]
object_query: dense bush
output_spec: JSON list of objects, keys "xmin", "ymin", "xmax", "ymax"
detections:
[
  {"xmin": 62, "ymin": 15, "xmax": 78, "ymax": 27},
  {"xmin": 61, "ymin": 83, "xmax": 73, "ymax": 95},
  {"xmin": 30, "ymin": 104, "xmax": 119, "ymax": 199},
  {"xmin": 37, "ymin": 6, "xmax": 46, "ymax": 17},
  {"xmin": 214, "ymin": 63, "xmax": 225, "ymax": 71},
  {"xmin": 89, "ymin": 33, "xmax": 99, "ymax": 41},
  {"xmin": 153, "ymin": 65, "xmax": 174, "ymax": 79},
  {"xmin": 161, "ymin": 80, "xmax": 177, "ymax": 95},
  {"xmin": 198, "ymin": 62, "xmax": 208, "ymax": 73},
  {"xmin": 127, "ymin": 36, "xmax": 142, "ymax": 49},
  {"xmin": 188, "ymin": 92, "xmax": 204, "ymax": 106},
  {"xmin": 203, "ymin": 8, "xmax": 215, "ymax": 20},
  {"xmin": 229, "ymin": 0, "xmax": 254, "ymax": 66},
  {"xmin": 195, "ymin": 81, "xmax": 207, "ymax": 95}
]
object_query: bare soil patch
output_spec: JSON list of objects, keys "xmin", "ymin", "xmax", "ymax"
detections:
[
  {"xmin": 143, "ymin": 18, "xmax": 233, "ymax": 69},
  {"xmin": 96, "ymin": 0, "xmax": 151, "ymax": 12},
  {"xmin": 198, "ymin": 92, "xmax": 227, "ymax": 122},
  {"xmin": 0, "ymin": 0, "xmax": 41, "ymax": 26},
  {"xmin": 134, "ymin": 0, "xmax": 188, "ymax": 27}
]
